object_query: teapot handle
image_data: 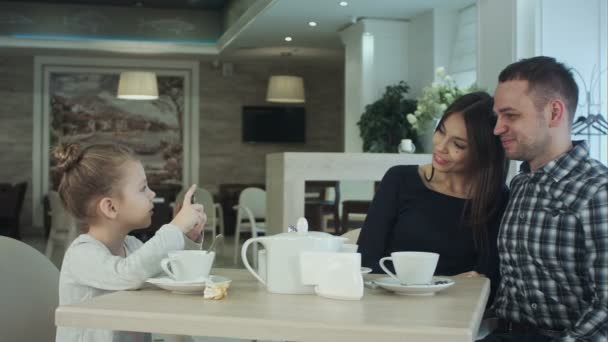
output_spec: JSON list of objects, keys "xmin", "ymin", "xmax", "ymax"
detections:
[{"xmin": 241, "ymin": 237, "xmax": 266, "ymax": 286}]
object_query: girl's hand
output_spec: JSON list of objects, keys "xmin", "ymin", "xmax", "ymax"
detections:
[
  {"xmin": 170, "ymin": 184, "xmax": 207, "ymax": 234},
  {"xmin": 185, "ymin": 219, "xmax": 204, "ymax": 242},
  {"xmin": 455, "ymin": 271, "xmax": 482, "ymax": 278}
]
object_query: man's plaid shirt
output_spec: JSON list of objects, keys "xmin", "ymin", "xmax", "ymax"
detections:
[{"xmin": 493, "ymin": 141, "xmax": 608, "ymax": 341}]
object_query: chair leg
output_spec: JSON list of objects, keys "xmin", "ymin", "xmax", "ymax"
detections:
[
  {"xmin": 333, "ymin": 209, "xmax": 341, "ymax": 235},
  {"xmin": 341, "ymin": 208, "xmax": 349, "ymax": 235},
  {"xmin": 251, "ymin": 227, "xmax": 258, "ymax": 269},
  {"xmin": 45, "ymin": 232, "xmax": 54, "ymax": 258},
  {"xmin": 233, "ymin": 209, "xmax": 242, "ymax": 265}
]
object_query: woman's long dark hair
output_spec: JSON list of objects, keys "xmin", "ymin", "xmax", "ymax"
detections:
[{"xmin": 433, "ymin": 91, "xmax": 508, "ymax": 250}]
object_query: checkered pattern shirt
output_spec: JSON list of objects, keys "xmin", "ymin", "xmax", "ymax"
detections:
[{"xmin": 493, "ymin": 141, "xmax": 608, "ymax": 341}]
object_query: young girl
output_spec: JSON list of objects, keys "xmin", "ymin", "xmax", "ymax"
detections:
[{"xmin": 54, "ymin": 143, "xmax": 206, "ymax": 342}]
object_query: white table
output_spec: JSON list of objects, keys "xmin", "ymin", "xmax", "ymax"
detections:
[{"xmin": 56, "ymin": 268, "xmax": 489, "ymax": 342}]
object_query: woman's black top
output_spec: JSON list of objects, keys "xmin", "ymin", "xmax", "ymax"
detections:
[{"xmin": 357, "ymin": 165, "xmax": 508, "ymax": 303}]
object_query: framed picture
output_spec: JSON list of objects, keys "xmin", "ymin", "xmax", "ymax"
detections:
[{"xmin": 33, "ymin": 56, "xmax": 199, "ymax": 227}]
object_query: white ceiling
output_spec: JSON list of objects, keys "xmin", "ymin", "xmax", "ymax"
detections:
[{"xmin": 223, "ymin": 0, "xmax": 475, "ymax": 61}]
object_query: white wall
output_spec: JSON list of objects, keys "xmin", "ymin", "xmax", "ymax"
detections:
[
  {"xmin": 364, "ymin": 19, "xmax": 410, "ymax": 101},
  {"xmin": 450, "ymin": 5, "xmax": 478, "ymax": 88},
  {"xmin": 477, "ymin": 0, "xmax": 518, "ymax": 91},
  {"xmin": 538, "ymin": 0, "xmax": 608, "ymax": 163},
  {"xmin": 433, "ymin": 9, "xmax": 458, "ymax": 78},
  {"xmin": 408, "ymin": 11, "xmax": 435, "ymax": 98}
]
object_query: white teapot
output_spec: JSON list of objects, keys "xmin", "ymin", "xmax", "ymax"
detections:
[{"xmin": 241, "ymin": 219, "xmax": 347, "ymax": 294}]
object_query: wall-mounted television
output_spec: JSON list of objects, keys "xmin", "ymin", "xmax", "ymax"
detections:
[{"xmin": 242, "ymin": 106, "xmax": 306, "ymax": 143}]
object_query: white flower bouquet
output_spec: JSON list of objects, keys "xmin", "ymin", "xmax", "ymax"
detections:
[{"xmin": 406, "ymin": 67, "xmax": 474, "ymax": 134}]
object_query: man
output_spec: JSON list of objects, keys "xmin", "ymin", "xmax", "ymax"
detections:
[{"xmin": 483, "ymin": 56, "xmax": 607, "ymax": 341}]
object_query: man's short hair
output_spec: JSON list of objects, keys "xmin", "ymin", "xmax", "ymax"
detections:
[{"xmin": 498, "ymin": 56, "xmax": 579, "ymax": 125}]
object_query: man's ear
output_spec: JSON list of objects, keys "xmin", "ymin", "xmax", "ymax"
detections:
[
  {"xmin": 98, "ymin": 197, "xmax": 119, "ymax": 220},
  {"xmin": 548, "ymin": 99, "xmax": 567, "ymax": 128}
]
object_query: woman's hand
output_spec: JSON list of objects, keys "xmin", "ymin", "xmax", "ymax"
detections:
[
  {"xmin": 455, "ymin": 271, "xmax": 482, "ymax": 278},
  {"xmin": 170, "ymin": 184, "xmax": 207, "ymax": 236}
]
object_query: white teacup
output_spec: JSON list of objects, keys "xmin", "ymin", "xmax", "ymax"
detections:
[
  {"xmin": 160, "ymin": 250, "xmax": 215, "ymax": 281},
  {"xmin": 379, "ymin": 251, "xmax": 439, "ymax": 285}
]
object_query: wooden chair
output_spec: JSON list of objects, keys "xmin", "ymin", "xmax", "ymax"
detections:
[
  {"xmin": 340, "ymin": 181, "xmax": 380, "ymax": 233},
  {"xmin": 341, "ymin": 200, "xmax": 371, "ymax": 233},
  {"xmin": 304, "ymin": 181, "xmax": 340, "ymax": 233}
]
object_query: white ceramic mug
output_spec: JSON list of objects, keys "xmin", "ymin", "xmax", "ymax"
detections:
[
  {"xmin": 160, "ymin": 250, "xmax": 215, "ymax": 281},
  {"xmin": 379, "ymin": 251, "xmax": 439, "ymax": 285}
]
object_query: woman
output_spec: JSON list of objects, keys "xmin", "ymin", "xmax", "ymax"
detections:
[{"xmin": 358, "ymin": 91, "xmax": 508, "ymax": 301}]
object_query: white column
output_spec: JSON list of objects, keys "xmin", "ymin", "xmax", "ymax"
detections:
[
  {"xmin": 340, "ymin": 19, "xmax": 409, "ymax": 153},
  {"xmin": 338, "ymin": 19, "xmax": 410, "ymax": 207},
  {"xmin": 408, "ymin": 11, "xmax": 434, "ymax": 98},
  {"xmin": 477, "ymin": 0, "xmax": 538, "ymax": 92},
  {"xmin": 433, "ymin": 9, "xmax": 459, "ymax": 77}
]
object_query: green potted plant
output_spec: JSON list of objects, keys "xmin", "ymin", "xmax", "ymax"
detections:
[{"xmin": 357, "ymin": 81, "xmax": 417, "ymax": 153}]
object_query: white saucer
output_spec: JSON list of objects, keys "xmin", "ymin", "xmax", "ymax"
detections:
[
  {"xmin": 360, "ymin": 267, "xmax": 372, "ymax": 274},
  {"xmin": 146, "ymin": 275, "xmax": 231, "ymax": 294},
  {"xmin": 373, "ymin": 276, "xmax": 454, "ymax": 296}
]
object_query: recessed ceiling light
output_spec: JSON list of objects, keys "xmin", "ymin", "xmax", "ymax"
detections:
[
  {"xmin": 308, "ymin": 21, "xmax": 317, "ymax": 27},
  {"xmin": 284, "ymin": 36, "xmax": 293, "ymax": 42},
  {"xmin": 339, "ymin": 1, "xmax": 348, "ymax": 7}
]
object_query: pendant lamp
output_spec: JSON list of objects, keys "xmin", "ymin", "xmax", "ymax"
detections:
[{"xmin": 117, "ymin": 71, "xmax": 159, "ymax": 100}]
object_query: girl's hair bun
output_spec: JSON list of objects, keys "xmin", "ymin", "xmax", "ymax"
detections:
[{"xmin": 52, "ymin": 142, "xmax": 82, "ymax": 173}]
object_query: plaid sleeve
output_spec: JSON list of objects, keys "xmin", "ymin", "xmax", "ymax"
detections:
[{"xmin": 566, "ymin": 184, "xmax": 608, "ymax": 340}]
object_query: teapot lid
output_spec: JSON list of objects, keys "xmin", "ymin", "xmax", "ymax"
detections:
[
  {"xmin": 272, "ymin": 230, "xmax": 346, "ymax": 240},
  {"xmin": 271, "ymin": 217, "xmax": 346, "ymax": 240}
]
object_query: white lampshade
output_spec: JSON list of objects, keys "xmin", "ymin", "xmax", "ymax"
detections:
[
  {"xmin": 266, "ymin": 75, "xmax": 305, "ymax": 103},
  {"xmin": 117, "ymin": 71, "xmax": 159, "ymax": 100}
]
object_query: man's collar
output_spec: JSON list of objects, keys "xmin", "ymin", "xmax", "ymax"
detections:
[{"xmin": 518, "ymin": 140, "xmax": 588, "ymax": 182}]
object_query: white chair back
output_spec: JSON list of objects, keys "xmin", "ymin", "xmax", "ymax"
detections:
[
  {"xmin": 238, "ymin": 187, "xmax": 266, "ymax": 218},
  {"xmin": 48, "ymin": 191, "xmax": 77, "ymax": 233},
  {"xmin": 341, "ymin": 228, "xmax": 361, "ymax": 244},
  {"xmin": 46, "ymin": 191, "xmax": 78, "ymax": 260},
  {"xmin": 0, "ymin": 236, "xmax": 59, "ymax": 342},
  {"xmin": 233, "ymin": 187, "xmax": 266, "ymax": 265}
]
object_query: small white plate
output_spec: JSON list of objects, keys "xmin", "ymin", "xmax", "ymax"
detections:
[
  {"xmin": 146, "ymin": 275, "xmax": 231, "ymax": 295},
  {"xmin": 373, "ymin": 276, "xmax": 454, "ymax": 296},
  {"xmin": 360, "ymin": 267, "xmax": 372, "ymax": 274}
]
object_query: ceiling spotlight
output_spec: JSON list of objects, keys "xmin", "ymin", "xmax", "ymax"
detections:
[
  {"xmin": 284, "ymin": 36, "xmax": 293, "ymax": 42},
  {"xmin": 308, "ymin": 21, "xmax": 317, "ymax": 27},
  {"xmin": 339, "ymin": 1, "xmax": 348, "ymax": 6}
]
